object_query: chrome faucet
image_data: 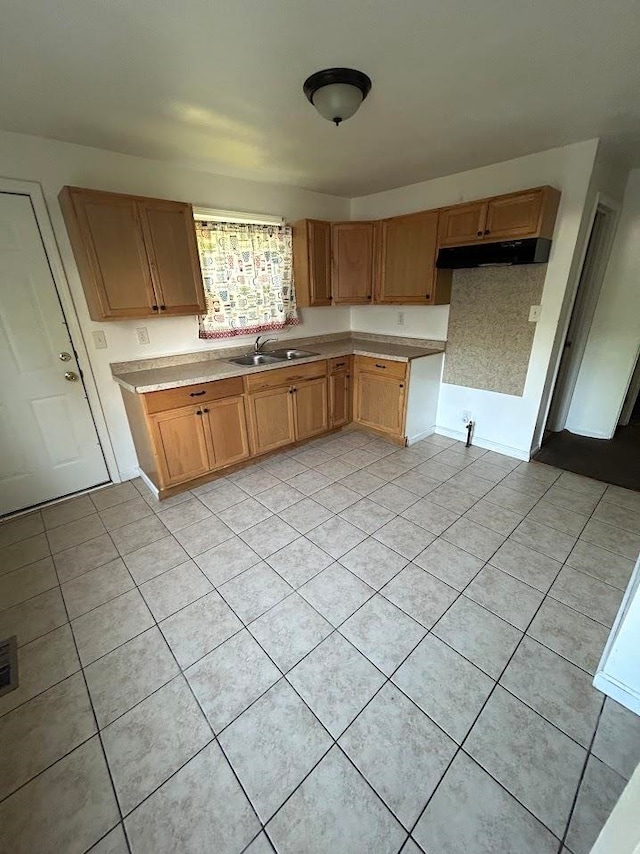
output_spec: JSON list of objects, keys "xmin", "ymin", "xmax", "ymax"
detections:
[{"xmin": 254, "ymin": 335, "xmax": 276, "ymax": 353}]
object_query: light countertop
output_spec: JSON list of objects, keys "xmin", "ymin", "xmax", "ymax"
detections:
[{"xmin": 112, "ymin": 334, "xmax": 445, "ymax": 393}]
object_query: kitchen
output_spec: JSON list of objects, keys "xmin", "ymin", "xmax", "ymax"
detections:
[{"xmin": 1, "ymin": 2, "xmax": 640, "ymax": 850}]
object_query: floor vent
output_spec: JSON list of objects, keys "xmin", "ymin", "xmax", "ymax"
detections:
[{"xmin": 0, "ymin": 636, "xmax": 18, "ymax": 697}]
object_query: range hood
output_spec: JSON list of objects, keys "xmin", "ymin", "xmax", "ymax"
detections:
[{"xmin": 436, "ymin": 237, "xmax": 551, "ymax": 269}]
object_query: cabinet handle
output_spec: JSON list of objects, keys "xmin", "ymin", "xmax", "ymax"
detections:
[
  {"xmin": 189, "ymin": 390, "xmax": 207, "ymax": 397},
  {"xmin": 195, "ymin": 410, "xmax": 202, "ymax": 416},
  {"xmin": 477, "ymin": 231, "xmax": 482, "ymax": 237},
  {"xmin": 484, "ymin": 229, "xmax": 490, "ymax": 235},
  {"xmin": 202, "ymin": 408, "xmax": 209, "ymax": 413},
  {"xmin": 160, "ymin": 305, "xmax": 166, "ymax": 311},
  {"xmin": 335, "ymin": 362, "xmax": 346, "ymax": 368},
  {"xmin": 375, "ymin": 363, "xmax": 386, "ymax": 369},
  {"xmin": 151, "ymin": 304, "xmax": 158, "ymax": 311}
]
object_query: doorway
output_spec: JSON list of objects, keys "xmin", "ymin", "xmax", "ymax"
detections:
[
  {"xmin": 0, "ymin": 191, "xmax": 109, "ymax": 516},
  {"xmin": 546, "ymin": 202, "xmax": 617, "ymax": 433}
]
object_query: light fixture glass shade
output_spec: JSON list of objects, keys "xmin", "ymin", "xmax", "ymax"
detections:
[{"xmin": 311, "ymin": 83, "xmax": 364, "ymax": 125}]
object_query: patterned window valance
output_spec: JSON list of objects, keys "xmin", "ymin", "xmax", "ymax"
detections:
[{"xmin": 196, "ymin": 220, "xmax": 298, "ymax": 340}]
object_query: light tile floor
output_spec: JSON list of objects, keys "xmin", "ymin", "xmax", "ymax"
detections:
[{"xmin": 1, "ymin": 431, "xmax": 640, "ymax": 853}]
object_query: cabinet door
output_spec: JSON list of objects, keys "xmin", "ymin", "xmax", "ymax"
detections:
[
  {"xmin": 63, "ymin": 189, "xmax": 157, "ymax": 319},
  {"xmin": 138, "ymin": 200, "xmax": 206, "ymax": 315},
  {"xmin": 438, "ymin": 202, "xmax": 487, "ymax": 247},
  {"xmin": 332, "ymin": 223, "xmax": 374, "ymax": 304},
  {"xmin": 378, "ymin": 212, "xmax": 439, "ymax": 304},
  {"xmin": 329, "ymin": 370, "xmax": 350, "ymax": 428},
  {"xmin": 246, "ymin": 387, "xmax": 296, "ymax": 455},
  {"xmin": 204, "ymin": 395, "xmax": 250, "ymax": 469},
  {"xmin": 353, "ymin": 372, "xmax": 406, "ymax": 437},
  {"xmin": 307, "ymin": 220, "xmax": 332, "ymax": 306},
  {"xmin": 294, "ymin": 377, "xmax": 328, "ymax": 441},
  {"xmin": 150, "ymin": 406, "xmax": 211, "ymax": 487},
  {"xmin": 484, "ymin": 190, "xmax": 544, "ymax": 240}
]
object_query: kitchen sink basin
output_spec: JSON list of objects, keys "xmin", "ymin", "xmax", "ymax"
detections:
[
  {"xmin": 228, "ymin": 353, "xmax": 282, "ymax": 366},
  {"xmin": 268, "ymin": 348, "xmax": 319, "ymax": 360}
]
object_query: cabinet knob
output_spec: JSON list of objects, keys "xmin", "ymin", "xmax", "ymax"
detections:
[
  {"xmin": 202, "ymin": 407, "xmax": 209, "ymax": 413},
  {"xmin": 425, "ymin": 294, "xmax": 430, "ymax": 300},
  {"xmin": 367, "ymin": 295, "xmax": 372, "ymax": 300},
  {"xmin": 160, "ymin": 305, "xmax": 166, "ymax": 311},
  {"xmin": 477, "ymin": 231, "xmax": 482, "ymax": 237},
  {"xmin": 151, "ymin": 304, "xmax": 158, "ymax": 311},
  {"xmin": 195, "ymin": 410, "xmax": 202, "ymax": 416},
  {"xmin": 399, "ymin": 384, "xmax": 404, "ymax": 388},
  {"xmin": 484, "ymin": 229, "xmax": 490, "ymax": 235}
]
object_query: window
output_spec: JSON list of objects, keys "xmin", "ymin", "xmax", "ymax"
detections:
[{"xmin": 195, "ymin": 218, "xmax": 298, "ymax": 340}]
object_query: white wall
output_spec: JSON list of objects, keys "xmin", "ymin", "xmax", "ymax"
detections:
[
  {"xmin": 351, "ymin": 305, "xmax": 449, "ymax": 341},
  {"xmin": 0, "ymin": 130, "xmax": 350, "ymax": 478},
  {"xmin": 352, "ymin": 140, "xmax": 599, "ymax": 458},
  {"xmin": 566, "ymin": 169, "xmax": 640, "ymax": 438}
]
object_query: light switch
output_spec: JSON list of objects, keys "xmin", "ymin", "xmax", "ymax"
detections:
[
  {"xmin": 136, "ymin": 327, "xmax": 150, "ymax": 345},
  {"xmin": 529, "ymin": 305, "xmax": 542, "ymax": 322},
  {"xmin": 92, "ymin": 330, "xmax": 107, "ymax": 350}
]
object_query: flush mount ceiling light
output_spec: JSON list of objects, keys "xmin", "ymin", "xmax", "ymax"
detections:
[{"xmin": 303, "ymin": 68, "xmax": 372, "ymax": 126}]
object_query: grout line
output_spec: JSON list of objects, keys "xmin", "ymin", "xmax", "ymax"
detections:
[{"xmin": 0, "ymin": 436, "xmax": 632, "ymax": 851}]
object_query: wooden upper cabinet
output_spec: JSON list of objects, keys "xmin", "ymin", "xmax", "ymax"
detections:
[
  {"xmin": 438, "ymin": 186, "xmax": 560, "ymax": 247},
  {"xmin": 484, "ymin": 187, "xmax": 559, "ymax": 241},
  {"xmin": 438, "ymin": 202, "xmax": 487, "ymax": 247},
  {"xmin": 59, "ymin": 186, "xmax": 205, "ymax": 321},
  {"xmin": 331, "ymin": 222, "xmax": 375, "ymax": 304},
  {"xmin": 138, "ymin": 200, "xmax": 205, "ymax": 315},
  {"xmin": 292, "ymin": 219, "xmax": 331, "ymax": 307},
  {"xmin": 377, "ymin": 211, "xmax": 450, "ymax": 305}
]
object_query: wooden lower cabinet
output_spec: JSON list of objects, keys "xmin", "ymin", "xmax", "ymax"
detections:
[
  {"xmin": 246, "ymin": 386, "xmax": 296, "ymax": 455},
  {"xmin": 150, "ymin": 406, "xmax": 212, "ymax": 487},
  {"xmin": 329, "ymin": 370, "xmax": 350, "ymax": 428},
  {"xmin": 353, "ymin": 365, "xmax": 406, "ymax": 438},
  {"xmin": 204, "ymin": 396, "xmax": 250, "ymax": 468},
  {"xmin": 294, "ymin": 377, "xmax": 328, "ymax": 440}
]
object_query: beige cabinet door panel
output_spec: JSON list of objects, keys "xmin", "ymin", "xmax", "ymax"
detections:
[
  {"xmin": 438, "ymin": 202, "xmax": 487, "ymax": 247},
  {"xmin": 354, "ymin": 372, "xmax": 406, "ymax": 437},
  {"xmin": 205, "ymin": 396, "xmax": 250, "ymax": 469},
  {"xmin": 332, "ymin": 222, "xmax": 374, "ymax": 304},
  {"xmin": 151, "ymin": 406, "xmax": 211, "ymax": 487},
  {"xmin": 247, "ymin": 387, "xmax": 296, "ymax": 455},
  {"xmin": 138, "ymin": 200, "xmax": 205, "ymax": 315},
  {"xmin": 378, "ymin": 211, "xmax": 439, "ymax": 304},
  {"xmin": 484, "ymin": 190, "xmax": 543, "ymax": 240},
  {"xmin": 294, "ymin": 377, "xmax": 328, "ymax": 441}
]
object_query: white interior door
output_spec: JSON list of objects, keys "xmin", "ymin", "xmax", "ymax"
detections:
[{"xmin": 0, "ymin": 192, "xmax": 109, "ymax": 515}]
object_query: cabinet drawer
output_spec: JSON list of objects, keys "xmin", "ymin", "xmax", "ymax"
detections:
[
  {"xmin": 329, "ymin": 356, "xmax": 351, "ymax": 374},
  {"xmin": 245, "ymin": 360, "xmax": 327, "ymax": 391},
  {"xmin": 353, "ymin": 356, "xmax": 407, "ymax": 380},
  {"xmin": 144, "ymin": 377, "xmax": 244, "ymax": 414}
]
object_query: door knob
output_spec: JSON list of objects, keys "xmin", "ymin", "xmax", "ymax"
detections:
[
  {"xmin": 59, "ymin": 352, "xmax": 72, "ymax": 362},
  {"xmin": 64, "ymin": 371, "xmax": 79, "ymax": 382}
]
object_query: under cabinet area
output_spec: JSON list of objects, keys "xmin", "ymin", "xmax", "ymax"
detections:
[
  {"xmin": 119, "ymin": 351, "xmax": 442, "ymax": 497},
  {"xmin": 59, "ymin": 186, "xmax": 205, "ymax": 321}
]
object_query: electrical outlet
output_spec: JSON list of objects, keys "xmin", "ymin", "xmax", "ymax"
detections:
[
  {"xmin": 462, "ymin": 410, "xmax": 472, "ymax": 424},
  {"xmin": 529, "ymin": 305, "xmax": 542, "ymax": 322},
  {"xmin": 396, "ymin": 311, "xmax": 405, "ymax": 327},
  {"xmin": 92, "ymin": 330, "xmax": 107, "ymax": 350},
  {"xmin": 136, "ymin": 327, "xmax": 150, "ymax": 346}
]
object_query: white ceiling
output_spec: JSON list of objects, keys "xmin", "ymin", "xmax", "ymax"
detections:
[{"xmin": 1, "ymin": 0, "xmax": 639, "ymax": 196}]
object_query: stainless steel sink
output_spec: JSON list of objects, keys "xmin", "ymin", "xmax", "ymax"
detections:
[
  {"xmin": 228, "ymin": 353, "xmax": 282, "ymax": 366},
  {"xmin": 268, "ymin": 348, "xmax": 319, "ymax": 360}
]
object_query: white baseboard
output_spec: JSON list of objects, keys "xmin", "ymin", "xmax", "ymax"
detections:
[
  {"xmin": 434, "ymin": 426, "xmax": 530, "ymax": 461},
  {"xmin": 117, "ymin": 467, "xmax": 141, "ymax": 483},
  {"xmin": 137, "ymin": 469, "xmax": 159, "ymax": 498},
  {"xmin": 593, "ymin": 673, "xmax": 640, "ymax": 716},
  {"xmin": 406, "ymin": 427, "xmax": 436, "ymax": 445}
]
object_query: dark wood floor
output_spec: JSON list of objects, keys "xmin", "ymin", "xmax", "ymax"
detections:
[{"xmin": 534, "ymin": 422, "xmax": 640, "ymax": 491}]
